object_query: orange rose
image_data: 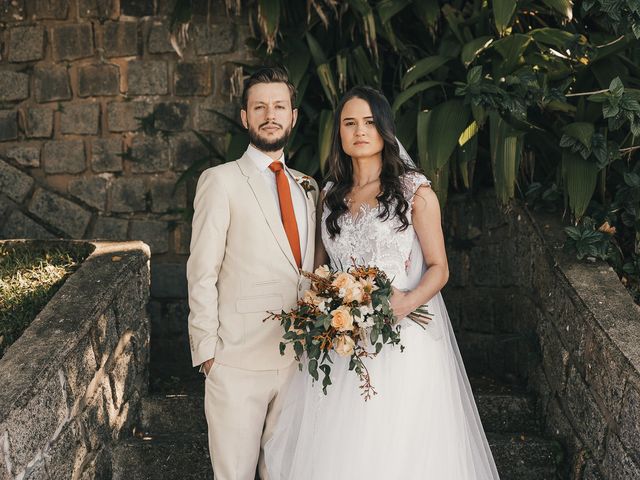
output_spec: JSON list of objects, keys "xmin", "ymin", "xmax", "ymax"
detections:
[{"xmin": 330, "ymin": 305, "xmax": 354, "ymax": 332}]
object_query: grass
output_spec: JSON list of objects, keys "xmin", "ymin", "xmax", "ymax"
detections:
[{"xmin": 0, "ymin": 243, "xmax": 90, "ymax": 360}]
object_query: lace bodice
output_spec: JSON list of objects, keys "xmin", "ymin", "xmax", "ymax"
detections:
[{"xmin": 321, "ymin": 172, "xmax": 431, "ymax": 290}]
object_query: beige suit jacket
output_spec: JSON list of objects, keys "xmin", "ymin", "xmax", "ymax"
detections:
[{"xmin": 187, "ymin": 150, "xmax": 318, "ymax": 371}]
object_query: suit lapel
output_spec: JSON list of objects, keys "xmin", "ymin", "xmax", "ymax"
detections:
[
  {"xmin": 237, "ymin": 152, "xmax": 299, "ymax": 274},
  {"xmin": 289, "ymin": 175, "xmax": 316, "ymax": 271}
]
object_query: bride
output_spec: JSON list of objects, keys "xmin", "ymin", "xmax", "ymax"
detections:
[{"xmin": 264, "ymin": 86, "xmax": 500, "ymax": 479}]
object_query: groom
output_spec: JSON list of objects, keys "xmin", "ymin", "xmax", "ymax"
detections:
[{"xmin": 187, "ymin": 66, "xmax": 318, "ymax": 480}]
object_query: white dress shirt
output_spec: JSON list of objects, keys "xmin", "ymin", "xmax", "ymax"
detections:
[{"xmin": 246, "ymin": 144, "xmax": 308, "ymax": 261}]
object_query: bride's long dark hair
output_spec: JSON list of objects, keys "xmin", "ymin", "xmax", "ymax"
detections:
[{"xmin": 324, "ymin": 86, "xmax": 421, "ymax": 238}]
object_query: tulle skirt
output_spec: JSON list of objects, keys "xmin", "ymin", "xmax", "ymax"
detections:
[{"xmin": 264, "ymin": 293, "xmax": 500, "ymax": 479}]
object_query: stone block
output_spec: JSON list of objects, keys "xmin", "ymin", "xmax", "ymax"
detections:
[
  {"xmin": 62, "ymin": 336, "xmax": 98, "ymax": 400},
  {"xmin": 154, "ymin": 102, "xmax": 190, "ymax": 131},
  {"xmin": 170, "ymin": 132, "xmax": 211, "ymax": 171},
  {"xmin": 81, "ymin": 377, "xmax": 114, "ymax": 451},
  {"xmin": 126, "ymin": 60, "xmax": 168, "ymax": 95},
  {"xmin": 107, "ymin": 101, "xmax": 153, "ymax": 132},
  {"xmin": 26, "ymin": 107, "xmax": 53, "ymax": 138},
  {"xmin": 0, "ymin": 159, "xmax": 34, "ymax": 202},
  {"xmin": 43, "ymin": 141, "xmax": 86, "ymax": 174},
  {"xmin": 565, "ymin": 366, "xmax": 607, "ymax": 458},
  {"xmin": 149, "ymin": 176, "xmax": 186, "ymax": 213},
  {"xmin": 91, "ymin": 138, "xmax": 122, "ymax": 172},
  {"xmin": 60, "ymin": 104, "xmax": 101, "ymax": 135},
  {"xmin": 130, "ymin": 136, "xmax": 171, "ymax": 172},
  {"xmin": 147, "ymin": 22, "xmax": 172, "ymax": 53},
  {"xmin": 8, "ymin": 25, "xmax": 44, "ymax": 62},
  {"xmin": 29, "ymin": 0, "xmax": 69, "ymax": 19},
  {"xmin": 602, "ymin": 433, "xmax": 640, "ymax": 479},
  {"xmin": 90, "ymin": 307, "xmax": 119, "ymax": 369},
  {"xmin": 618, "ymin": 381, "xmax": 640, "ymax": 465},
  {"xmin": 78, "ymin": 64, "xmax": 120, "ymax": 97},
  {"xmin": 174, "ymin": 62, "xmax": 211, "ymax": 96},
  {"xmin": 29, "ymin": 188, "xmax": 91, "ymax": 237},
  {"xmin": 92, "ymin": 216, "xmax": 128, "ymax": 240},
  {"xmin": 44, "ymin": 419, "xmax": 88, "ymax": 480},
  {"xmin": 108, "ymin": 341, "xmax": 136, "ymax": 409},
  {"xmin": 194, "ymin": 23, "xmax": 235, "ymax": 55},
  {"xmin": 51, "ymin": 24, "xmax": 94, "ymax": 61},
  {"xmin": 0, "ymin": 0, "xmax": 26, "ymax": 22},
  {"xmin": 173, "ymin": 222, "xmax": 191, "ymax": 255},
  {"xmin": 1, "ymin": 210, "xmax": 54, "ymax": 239},
  {"xmin": 0, "ymin": 71, "xmax": 29, "ymax": 102},
  {"xmin": 5, "ymin": 145, "xmax": 40, "ymax": 168},
  {"xmin": 194, "ymin": 103, "xmax": 238, "ymax": 133},
  {"xmin": 103, "ymin": 22, "xmax": 138, "ymax": 57},
  {"xmin": 130, "ymin": 220, "xmax": 169, "ymax": 254},
  {"xmin": 4, "ymin": 375, "xmax": 68, "ymax": 473},
  {"xmin": 0, "ymin": 111, "xmax": 18, "ymax": 142},
  {"xmin": 150, "ymin": 262, "xmax": 187, "ymax": 297},
  {"xmin": 69, "ymin": 177, "xmax": 108, "ymax": 210},
  {"xmin": 120, "ymin": 0, "xmax": 153, "ymax": 16},
  {"xmin": 34, "ymin": 65, "xmax": 71, "ymax": 103},
  {"xmin": 21, "ymin": 459, "xmax": 48, "ymax": 479},
  {"xmin": 79, "ymin": 0, "xmax": 117, "ymax": 19},
  {"xmin": 110, "ymin": 177, "xmax": 147, "ymax": 212}
]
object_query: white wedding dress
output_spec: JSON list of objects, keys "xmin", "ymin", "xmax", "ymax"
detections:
[{"xmin": 264, "ymin": 172, "xmax": 500, "ymax": 479}]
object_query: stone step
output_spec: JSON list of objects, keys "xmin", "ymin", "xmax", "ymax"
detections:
[
  {"xmin": 140, "ymin": 394, "xmax": 205, "ymax": 434},
  {"xmin": 112, "ymin": 433, "xmax": 212, "ymax": 480},
  {"xmin": 140, "ymin": 377, "xmax": 539, "ymax": 436},
  {"xmin": 471, "ymin": 376, "xmax": 540, "ymax": 434},
  {"xmin": 488, "ymin": 433, "xmax": 562, "ymax": 480}
]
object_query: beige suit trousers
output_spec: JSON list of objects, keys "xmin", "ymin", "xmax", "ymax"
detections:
[{"xmin": 204, "ymin": 362, "xmax": 296, "ymax": 480}]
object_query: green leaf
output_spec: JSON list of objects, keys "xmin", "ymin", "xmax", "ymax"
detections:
[
  {"xmin": 461, "ymin": 36, "xmax": 494, "ymax": 66},
  {"xmin": 413, "ymin": 0, "xmax": 441, "ymax": 30},
  {"xmin": 490, "ymin": 112, "xmax": 522, "ymax": 203},
  {"xmin": 308, "ymin": 359, "xmax": 319, "ymax": 381},
  {"xmin": 541, "ymin": 0, "xmax": 573, "ymax": 19},
  {"xmin": 401, "ymin": 56, "xmax": 451, "ymax": 89},
  {"xmin": 529, "ymin": 28, "xmax": 575, "ymax": 49},
  {"xmin": 492, "ymin": 34, "xmax": 532, "ymax": 72},
  {"xmin": 610, "ymin": 77, "xmax": 624, "ymax": 97},
  {"xmin": 391, "ymin": 81, "xmax": 444, "ymax": 114},
  {"xmin": 417, "ymin": 110, "xmax": 433, "ymax": 171},
  {"xmin": 306, "ymin": 31, "xmax": 328, "ymax": 66},
  {"xmin": 493, "ymin": 0, "xmax": 516, "ymax": 35},
  {"xmin": 377, "ymin": 0, "xmax": 411, "ymax": 23},
  {"xmin": 318, "ymin": 109, "xmax": 334, "ymax": 173},
  {"xmin": 283, "ymin": 40, "xmax": 310, "ymax": 88},
  {"xmin": 426, "ymin": 99, "xmax": 471, "ymax": 169},
  {"xmin": 225, "ymin": 131, "xmax": 250, "ymax": 163},
  {"xmin": 316, "ymin": 63, "xmax": 339, "ymax": 108},
  {"xmin": 562, "ymin": 152, "xmax": 599, "ymax": 220},
  {"xmin": 563, "ymin": 122, "xmax": 595, "ymax": 149}
]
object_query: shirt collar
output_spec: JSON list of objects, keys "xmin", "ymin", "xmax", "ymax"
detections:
[{"xmin": 247, "ymin": 144, "xmax": 285, "ymax": 172}]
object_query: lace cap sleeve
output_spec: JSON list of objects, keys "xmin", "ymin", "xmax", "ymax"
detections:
[{"xmin": 402, "ymin": 172, "xmax": 431, "ymax": 200}]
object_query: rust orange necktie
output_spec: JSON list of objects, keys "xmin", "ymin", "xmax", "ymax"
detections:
[{"xmin": 269, "ymin": 161, "xmax": 302, "ymax": 268}]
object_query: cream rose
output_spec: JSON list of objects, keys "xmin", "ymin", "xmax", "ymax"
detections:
[
  {"xmin": 314, "ymin": 265, "xmax": 331, "ymax": 279},
  {"xmin": 330, "ymin": 305, "xmax": 354, "ymax": 332},
  {"xmin": 334, "ymin": 335, "xmax": 356, "ymax": 357},
  {"xmin": 343, "ymin": 282, "xmax": 364, "ymax": 303},
  {"xmin": 332, "ymin": 272, "xmax": 357, "ymax": 291},
  {"xmin": 303, "ymin": 289, "xmax": 321, "ymax": 306}
]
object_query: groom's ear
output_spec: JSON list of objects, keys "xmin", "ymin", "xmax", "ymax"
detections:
[
  {"xmin": 240, "ymin": 109, "xmax": 248, "ymax": 129},
  {"xmin": 292, "ymin": 108, "xmax": 298, "ymax": 128}
]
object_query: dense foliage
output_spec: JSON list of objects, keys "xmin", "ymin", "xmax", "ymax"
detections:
[{"xmin": 172, "ymin": 0, "xmax": 640, "ymax": 301}]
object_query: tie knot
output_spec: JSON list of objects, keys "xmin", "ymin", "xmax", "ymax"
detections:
[{"xmin": 269, "ymin": 161, "xmax": 283, "ymax": 173}]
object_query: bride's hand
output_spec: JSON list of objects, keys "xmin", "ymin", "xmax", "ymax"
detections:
[{"xmin": 389, "ymin": 287, "xmax": 414, "ymax": 320}]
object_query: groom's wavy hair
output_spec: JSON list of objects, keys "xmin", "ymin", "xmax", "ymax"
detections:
[
  {"xmin": 241, "ymin": 66, "xmax": 296, "ymax": 110},
  {"xmin": 324, "ymin": 86, "xmax": 421, "ymax": 238}
]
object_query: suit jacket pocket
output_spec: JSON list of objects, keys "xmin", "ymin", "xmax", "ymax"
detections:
[{"xmin": 236, "ymin": 294, "xmax": 284, "ymax": 313}]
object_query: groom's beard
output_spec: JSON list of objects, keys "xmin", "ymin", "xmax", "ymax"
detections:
[{"xmin": 248, "ymin": 122, "xmax": 292, "ymax": 152}]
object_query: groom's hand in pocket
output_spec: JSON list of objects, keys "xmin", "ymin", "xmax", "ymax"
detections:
[{"xmin": 202, "ymin": 358, "xmax": 215, "ymax": 376}]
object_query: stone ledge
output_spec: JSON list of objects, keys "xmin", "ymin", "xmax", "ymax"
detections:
[{"xmin": 0, "ymin": 240, "xmax": 150, "ymax": 479}]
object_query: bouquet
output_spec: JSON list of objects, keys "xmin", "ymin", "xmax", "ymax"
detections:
[{"xmin": 266, "ymin": 263, "xmax": 432, "ymax": 400}]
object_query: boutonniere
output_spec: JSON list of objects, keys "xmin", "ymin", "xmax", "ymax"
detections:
[{"xmin": 295, "ymin": 175, "xmax": 316, "ymax": 198}]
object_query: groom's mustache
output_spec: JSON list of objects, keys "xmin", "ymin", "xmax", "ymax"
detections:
[{"xmin": 259, "ymin": 122, "xmax": 283, "ymax": 130}]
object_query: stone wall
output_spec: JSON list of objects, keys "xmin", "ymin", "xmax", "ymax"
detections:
[
  {"xmin": 443, "ymin": 192, "xmax": 640, "ymax": 479},
  {"xmin": 0, "ymin": 0, "xmax": 251, "ymax": 275},
  {"xmin": 0, "ymin": 239, "xmax": 150, "ymax": 479}
]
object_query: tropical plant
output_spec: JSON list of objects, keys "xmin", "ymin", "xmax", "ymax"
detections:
[{"xmin": 168, "ymin": 0, "xmax": 640, "ymax": 301}]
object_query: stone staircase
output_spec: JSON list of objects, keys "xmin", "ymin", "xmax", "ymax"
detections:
[{"xmin": 111, "ymin": 372, "xmax": 564, "ymax": 479}]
